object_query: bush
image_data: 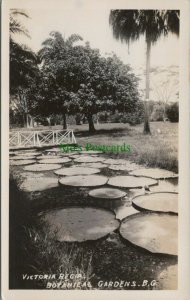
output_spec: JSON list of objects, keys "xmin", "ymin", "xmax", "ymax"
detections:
[
  {"xmin": 166, "ymin": 102, "xmax": 179, "ymax": 122},
  {"xmin": 98, "ymin": 112, "xmax": 110, "ymax": 123}
]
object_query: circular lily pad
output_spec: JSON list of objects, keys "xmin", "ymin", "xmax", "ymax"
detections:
[
  {"xmin": 80, "ymin": 151, "xmax": 103, "ymax": 155},
  {"xmin": 38, "ymin": 158, "xmax": 71, "ymax": 164},
  {"xmin": 75, "ymin": 163, "xmax": 108, "ymax": 169},
  {"xmin": 10, "ymin": 155, "xmax": 36, "ymax": 160},
  {"xmin": 89, "ymin": 188, "xmax": 126, "ymax": 200},
  {"xmin": 150, "ymin": 179, "xmax": 178, "ymax": 193},
  {"xmin": 10, "ymin": 159, "xmax": 36, "ymax": 166},
  {"xmin": 20, "ymin": 177, "xmax": 59, "ymax": 192},
  {"xmin": 120, "ymin": 213, "xmax": 177, "ymax": 255},
  {"xmin": 45, "ymin": 148, "xmax": 61, "ymax": 153},
  {"xmin": 114, "ymin": 206, "xmax": 140, "ymax": 221},
  {"xmin": 132, "ymin": 192, "xmax": 178, "ymax": 214},
  {"xmin": 59, "ymin": 153, "xmax": 73, "ymax": 157},
  {"xmin": 74, "ymin": 156, "xmax": 105, "ymax": 163},
  {"xmin": 54, "ymin": 167, "xmax": 100, "ymax": 176},
  {"xmin": 129, "ymin": 168, "xmax": 178, "ymax": 179},
  {"xmin": 9, "ymin": 151, "xmax": 17, "ymax": 156},
  {"xmin": 108, "ymin": 176, "xmax": 157, "ymax": 189},
  {"xmin": 69, "ymin": 154, "xmax": 81, "ymax": 159},
  {"xmin": 41, "ymin": 207, "xmax": 120, "ymax": 242},
  {"xmin": 108, "ymin": 163, "xmax": 140, "ymax": 172},
  {"xmin": 59, "ymin": 175, "xmax": 108, "ymax": 187},
  {"xmin": 37, "ymin": 155, "xmax": 62, "ymax": 160},
  {"xmin": 23, "ymin": 164, "xmax": 62, "ymax": 172},
  {"xmin": 103, "ymin": 159, "xmax": 126, "ymax": 165},
  {"xmin": 17, "ymin": 152, "xmax": 40, "ymax": 156}
]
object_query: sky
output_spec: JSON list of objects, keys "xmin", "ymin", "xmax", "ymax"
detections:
[{"xmin": 13, "ymin": 5, "xmax": 179, "ymax": 101}]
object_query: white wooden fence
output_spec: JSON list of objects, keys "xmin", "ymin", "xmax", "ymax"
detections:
[{"xmin": 9, "ymin": 130, "xmax": 77, "ymax": 148}]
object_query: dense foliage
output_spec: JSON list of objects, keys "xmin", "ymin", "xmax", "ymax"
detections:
[
  {"xmin": 166, "ymin": 102, "xmax": 179, "ymax": 122},
  {"xmin": 35, "ymin": 31, "xmax": 141, "ymax": 133}
]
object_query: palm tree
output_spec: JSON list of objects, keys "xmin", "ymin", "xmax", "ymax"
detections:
[
  {"xmin": 109, "ymin": 10, "xmax": 179, "ymax": 134},
  {"xmin": 10, "ymin": 9, "xmax": 30, "ymax": 40},
  {"xmin": 9, "ymin": 9, "xmax": 40, "ymax": 128}
]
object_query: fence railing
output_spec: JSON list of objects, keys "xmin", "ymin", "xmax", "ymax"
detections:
[{"xmin": 9, "ymin": 130, "xmax": 77, "ymax": 148}]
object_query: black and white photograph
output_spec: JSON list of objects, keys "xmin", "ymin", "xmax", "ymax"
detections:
[{"xmin": 1, "ymin": 0, "xmax": 190, "ymax": 299}]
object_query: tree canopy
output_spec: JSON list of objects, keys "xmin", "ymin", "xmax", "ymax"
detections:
[{"xmin": 36, "ymin": 31, "xmax": 141, "ymax": 133}]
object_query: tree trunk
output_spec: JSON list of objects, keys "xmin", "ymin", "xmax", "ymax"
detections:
[
  {"xmin": 29, "ymin": 115, "xmax": 34, "ymax": 128},
  {"xmin": 87, "ymin": 114, "xmax": 96, "ymax": 134},
  {"xmin": 63, "ymin": 113, "xmax": 67, "ymax": 129},
  {"xmin": 26, "ymin": 114, "xmax": 30, "ymax": 128},
  {"xmin": 23, "ymin": 113, "xmax": 30, "ymax": 128},
  {"xmin": 143, "ymin": 38, "xmax": 151, "ymax": 135}
]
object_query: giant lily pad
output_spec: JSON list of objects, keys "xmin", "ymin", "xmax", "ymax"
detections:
[
  {"xmin": 108, "ymin": 176, "xmax": 157, "ymax": 189},
  {"xmin": 17, "ymin": 152, "xmax": 40, "ymax": 156},
  {"xmin": 89, "ymin": 188, "xmax": 126, "ymax": 200},
  {"xmin": 114, "ymin": 206, "xmax": 140, "ymax": 221},
  {"xmin": 54, "ymin": 167, "xmax": 100, "ymax": 176},
  {"xmin": 45, "ymin": 148, "xmax": 61, "ymax": 153},
  {"xmin": 75, "ymin": 162, "xmax": 108, "ymax": 169},
  {"xmin": 129, "ymin": 168, "xmax": 178, "ymax": 179},
  {"xmin": 69, "ymin": 154, "xmax": 81, "ymax": 159},
  {"xmin": 120, "ymin": 213, "xmax": 177, "ymax": 255},
  {"xmin": 41, "ymin": 207, "xmax": 120, "ymax": 242},
  {"xmin": 9, "ymin": 151, "xmax": 17, "ymax": 156},
  {"xmin": 59, "ymin": 153, "xmax": 74, "ymax": 157},
  {"xmin": 38, "ymin": 158, "xmax": 71, "ymax": 164},
  {"xmin": 20, "ymin": 177, "xmax": 59, "ymax": 192},
  {"xmin": 59, "ymin": 175, "xmax": 108, "ymax": 187},
  {"xmin": 108, "ymin": 163, "xmax": 140, "ymax": 172},
  {"xmin": 103, "ymin": 159, "xmax": 128, "ymax": 165},
  {"xmin": 150, "ymin": 179, "xmax": 178, "ymax": 193},
  {"xmin": 10, "ymin": 155, "xmax": 36, "ymax": 160},
  {"xmin": 10, "ymin": 159, "xmax": 36, "ymax": 166},
  {"xmin": 132, "ymin": 192, "xmax": 178, "ymax": 214},
  {"xmin": 74, "ymin": 156, "xmax": 105, "ymax": 163},
  {"xmin": 23, "ymin": 163, "xmax": 62, "ymax": 172},
  {"xmin": 37, "ymin": 155, "xmax": 62, "ymax": 160},
  {"xmin": 80, "ymin": 151, "xmax": 103, "ymax": 155}
]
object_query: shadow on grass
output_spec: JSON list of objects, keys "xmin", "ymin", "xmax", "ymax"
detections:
[{"xmin": 75, "ymin": 127, "xmax": 133, "ymax": 138}]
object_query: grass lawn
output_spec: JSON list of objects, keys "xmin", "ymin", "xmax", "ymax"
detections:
[
  {"xmin": 71, "ymin": 122, "xmax": 178, "ymax": 172},
  {"xmin": 11, "ymin": 121, "xmax": 178, "ymax": 172}
]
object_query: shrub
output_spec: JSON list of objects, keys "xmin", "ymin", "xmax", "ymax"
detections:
[{"xmin": 166, "ymin": 102, "xmax": 179, "ymax": 122}]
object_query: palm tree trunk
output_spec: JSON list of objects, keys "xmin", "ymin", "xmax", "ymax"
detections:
[
  {"xmin": 63, "ymin": 113, "xmax": 67, "ymax": 129},
  {"xmin": 143, "ymin": 38, "xmax": 151, "ymax": 134},
  {"xmin": 87, "ymin": 114, "xmax": 96, "ymax": 134}
]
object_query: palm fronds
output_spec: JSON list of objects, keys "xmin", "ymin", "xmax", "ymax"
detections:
[
  {"xmin": 10, "ymin": 9, "xmax": 30, "ymax": 39},
  {"xmin": 109, "ymin": 10, "xmax": 180, "ymax": 45}
]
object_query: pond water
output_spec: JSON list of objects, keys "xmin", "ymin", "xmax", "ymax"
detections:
[{"xmin": 9, "ymin": 148, "xmax": 178, "ymax": 290}]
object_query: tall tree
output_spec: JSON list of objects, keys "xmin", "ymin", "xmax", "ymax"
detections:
[
  {"xmin": 10, "ymin": 41, "xmax": 39, "ymax": 127},
  {"xmin": 38, "ymin": 31, "xmax": 83, "ymax": 129},
  {"xmin": 9, "ymin": 9, "xmax": 39, "ymax": 127},
  {"xmin": 38, "ymin": 32, "xmax": 141, "ymax": 134},
  {"xmin": 109, "ymin": 10, "xmax": 180, "ymax": 134},
  {"xmin": 10, "ymin": 9, "xmax": 30, "ymax": 40},
  {"xmin": 69, "ymin": 52, "xmax": 141, "ymax": 134}
]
